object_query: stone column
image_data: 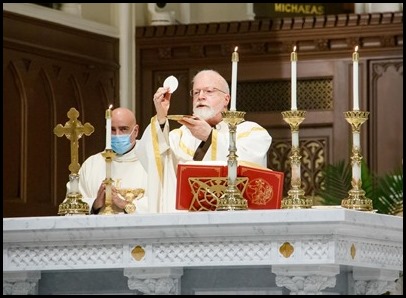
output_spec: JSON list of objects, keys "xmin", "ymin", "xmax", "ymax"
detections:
[{"xmin": 117, "ymin": 3, "xmax": 135, "ymax": 110}]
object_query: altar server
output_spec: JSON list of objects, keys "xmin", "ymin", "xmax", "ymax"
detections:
[{"xmin": 67, "ymin": 107, "xmax": 150, "ymax": 214}]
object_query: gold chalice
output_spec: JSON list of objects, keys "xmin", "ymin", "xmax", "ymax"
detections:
[{"xmin": 117, "ymin": 188, "xmax": 145, "ymax": 203}]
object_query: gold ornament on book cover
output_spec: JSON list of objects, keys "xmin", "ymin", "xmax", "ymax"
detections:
[{"xmin": 188, "ymin": 177, "xmax": 249, "ymax": 211}]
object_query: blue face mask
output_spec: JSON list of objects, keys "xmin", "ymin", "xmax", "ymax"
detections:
[{"xmin": 111, "ymin": 133, "xmax": 133, "ymax": 155}]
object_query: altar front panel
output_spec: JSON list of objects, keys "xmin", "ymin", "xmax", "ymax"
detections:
[{"xmin": 3, "ymin": 209, "xmax": 403, "ymax": 295}]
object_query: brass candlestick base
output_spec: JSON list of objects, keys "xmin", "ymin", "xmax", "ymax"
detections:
[
  {"xmin": 342, "ymin": 111, "xmax": 373, "ymax": 211},
  {"xmin": 216, "ymin": 110, "xmax": 248, "ymax": 211},
  {"xmin": 58, "ymin": 193, "xmax": 89, "ymax": 215},
  {"xmin": 217, "ymin": 189, "xmax": 247, "ymax": 211},
  {"xmin": 281, "ymin": 187, "xmax": 313, "ymax": 209},
  {"xmin": 281, "ymin": 110, "xmax": 312, "ymax": 209},
  {"xmin": 341, "ymin": 188, "xmax": 373, "ymax": 211},
  {"xmin": 99, "ymin": 149, "xmax": 119, "ymax": 215},
  {"xmin": 58, "ymin": 173, "xmax": 89, "ymax": 215}
]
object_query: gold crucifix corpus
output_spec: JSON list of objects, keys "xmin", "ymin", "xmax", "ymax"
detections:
[
  {"xmin": 54, "ymin": 107, "xmax": 94, "ymax": 215},
  {"xmin": 54, "ymin": 108, "xmax": 94, "ymax": 174}
]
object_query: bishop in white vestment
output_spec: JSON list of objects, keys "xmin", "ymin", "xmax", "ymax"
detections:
[{"xmin": 136, "ymin": 70, "xmax": 272, "ymax": 213}]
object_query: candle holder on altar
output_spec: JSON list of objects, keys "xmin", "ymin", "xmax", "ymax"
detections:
[
  {"xmin": 58, "ymin": 173, "xmax": 90, "ymax": 215},
  {"xmin": 281, "ymin": 110, "xmax": 313, "ymax": 209},
  {"xmin": 216, "ymin": 110, "xmax": 248, "ymax": 211},
  {"xmin": 99, "ymin": 149, "xmax": 119, "ymax": 215},
  {"xmin": 341, "ymin": 111, "xmax": 373, "ymax": 211}
]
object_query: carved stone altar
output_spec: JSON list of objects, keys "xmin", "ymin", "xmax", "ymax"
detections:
[{"xmin": 3, "ymin": 208, "xmax": 403, "ymax": 295}]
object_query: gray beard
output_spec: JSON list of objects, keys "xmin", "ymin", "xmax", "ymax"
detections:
[{"xmin": 193, "ymin": 106, "xmax": 216, "ymax": 120}]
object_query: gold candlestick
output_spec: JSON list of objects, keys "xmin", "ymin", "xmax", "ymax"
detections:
[
  {"xmin": 281, "ymin": 110, "xmax": 313, "ymax": 209},
  {"xmin": 216, "ymin": 110, "xmax": 248, "ymax": 211},
  {"xmin": 341, "ymin": 111, "xmax": 373, "ymax": 211},
  {"xmin": 99, "ymin": 149, "xmax": 119, "ymax": 215}
]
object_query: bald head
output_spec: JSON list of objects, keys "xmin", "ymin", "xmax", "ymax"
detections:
[
  {"xmin": 111, "ymin": 107, "xmax": 139, "ymax": 141},
  {"xmin": 112, "ymin": 107, "xmax": 136, "ymax": 126}
]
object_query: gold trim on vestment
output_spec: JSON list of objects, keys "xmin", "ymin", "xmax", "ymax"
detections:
[
  {"xmin": 151, "ymin": 116, "xmax": 163, "ymax": 181},
  {"xmin": 211, "ymin": 128, "xmax": 218, "ymax": 160},
  {"xmin": 237, "ymin": 126, "xmax": 266, "ymax": 139},
  {"xmin": 176, "ymin": 129, "xmax": 195, "ymax": 158}
]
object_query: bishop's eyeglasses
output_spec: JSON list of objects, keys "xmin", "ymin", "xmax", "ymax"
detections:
[{"xmin": 189, "ymin": 87, "xmax": 227, "ymax": 98}]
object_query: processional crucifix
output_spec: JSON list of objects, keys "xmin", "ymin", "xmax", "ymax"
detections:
[{"xmin": 54, "ymin": 107, "xmax": 94, "ymax": 215}]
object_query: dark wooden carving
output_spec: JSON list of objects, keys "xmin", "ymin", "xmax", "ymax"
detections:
[
  {"xmin": 368, "ymin": 59, "xmax": 403, "ymax": 175},
  {"xmin": 136, "ymin": 12, "xmax": 403, "ymax": 197},
  {"xmin": 3, "ymin": 11, "xmax": 402, "ymax": 217},
  {"xmin": 3, "ymin": 11, "xmax": 120, "ymax": 217}
]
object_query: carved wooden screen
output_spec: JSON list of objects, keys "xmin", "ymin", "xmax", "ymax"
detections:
[
  {"xmin": 136, "ymin": 12, "xmax": 403, "ymax": 198},
  {"xmin": 3, "ymin": 11, "xmax": 120, "ymax": 217}
]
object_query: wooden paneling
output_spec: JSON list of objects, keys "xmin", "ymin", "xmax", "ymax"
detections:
[
  {"xmin": 136, "ymin": 12, "xmax": 403, "ymax": 196},
  {"xmin": 3, "ymin": 11, "xmax": 120, "ymax": 217},
  {"xmin": 3, "ymin": 11, "xmax": 402, "ymax": 217},
  {"xmin": 368, "ymin": 59, "xmax": 403, "ymax": 175}
]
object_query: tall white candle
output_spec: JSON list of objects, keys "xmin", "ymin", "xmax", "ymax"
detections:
[
  {"xmin": 230, "ymin": 46, "xmax": 239, "ymax": 111},
  {"xmin": 353, "ymin": 46, "xmax": 359, "ymax": 111},
  {"xmin": 291, "ymin": 46, "xmax": 297, "ymax": 111},
  {"xmin": 105, "ymin": 105, "xmax": 112, "ymax": 149}
]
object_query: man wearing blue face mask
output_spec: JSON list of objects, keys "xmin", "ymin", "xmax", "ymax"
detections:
[{"xmin": 67, "ymin": 107, "xmax": 150, "ymax": 214}]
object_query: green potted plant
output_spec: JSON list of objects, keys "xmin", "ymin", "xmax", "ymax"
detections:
[{"xmin": 316, "ymin": 160, "xmax": 403, "ymax": 215}]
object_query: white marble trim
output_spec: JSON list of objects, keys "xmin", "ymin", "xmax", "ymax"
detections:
[
  {"xmin": 3, "ymin": 3, "xmax": 119, "ymax": 37},
  {"xmin": 4, "ymin": 210, "xmax": 403, "ymax": 273},
  {"xmin": 3, "ymin": 210, "xmax": 402, "ymax": 243}
]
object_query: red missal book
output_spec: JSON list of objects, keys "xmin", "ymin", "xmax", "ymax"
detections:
[{"xmin": 176, "ymin": 161, "xmax": 284, "ymax": 211}]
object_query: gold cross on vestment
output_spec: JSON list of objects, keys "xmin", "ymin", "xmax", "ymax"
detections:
[{"xmin": 54, "ymin": 108, "xmax": 94, "ymax": 174}]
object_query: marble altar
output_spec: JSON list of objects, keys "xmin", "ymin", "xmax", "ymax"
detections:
[{"xmin": 3, "ymin": 208, "xmax": 403, "ymax": 295}]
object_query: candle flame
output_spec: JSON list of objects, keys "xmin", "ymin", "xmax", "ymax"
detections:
[
  {"xmin": 234, "ymin": 46, "xmax": 238, "ymax": 52},
  {"xmin": 293, "ymin": 46, "xmax": 296, "ymax": 52},
  {"xmin": 108, "ymin": 104, "xmax": 113, "ymax": 110},
  {"xmin": 355, "ymin": 46, "xmax": 358, "ymax": 52}
]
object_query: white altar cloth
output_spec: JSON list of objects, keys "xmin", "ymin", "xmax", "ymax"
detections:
[{"xmin": 3, "ymin": 208, "xmax": 403, "ymax": 295}]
